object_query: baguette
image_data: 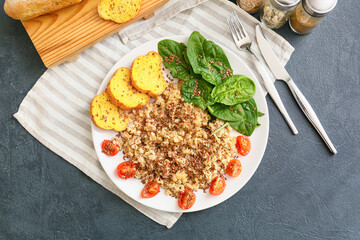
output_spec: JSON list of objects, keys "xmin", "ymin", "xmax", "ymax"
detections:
[{"xmin": 4, "ymin": 0, "xmax": 82, "ymax": 20}]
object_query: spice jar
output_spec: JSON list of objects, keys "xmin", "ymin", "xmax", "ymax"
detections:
[
  {"xmin": 260, "ymin": 0, "xmax": 300, "ymax": 29},
  {"xmin": 237, "ymin": 0, "xmax": 265, "ymax": 14},
  {"xmin": 289, "ymin": 0, "xmax": 338, "ymax": 34}
]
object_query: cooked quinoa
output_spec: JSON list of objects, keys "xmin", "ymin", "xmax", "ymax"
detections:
[{"xmin": 114, "ymin": 82, "xmax": 238, "ymax": 197}]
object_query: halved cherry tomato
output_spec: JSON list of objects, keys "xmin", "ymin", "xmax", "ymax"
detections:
[
  {"xmin": 178, "ymin": 190, "xmax": 196, "ymax": 210},
  {"xmin": 209, "ymin": 176, "xmax": 226, "ymax": 195},
  {"xmin": 227, "ymin": 159, "xmax": 242, "ymax": 177},
  {"xmin": 101, "ymin": 140, "xmax": 120, "ymax": 156},
  {"xmin": 117, "ymin": 161, "xmax": 136, "ymax": 179},
  {"xmin": 236, "ymin": 135, "xmax": 251, "ymax": 156},
  {"xmin": 141, "ymin": 181, "xmax": 160, "ymax": 198}
]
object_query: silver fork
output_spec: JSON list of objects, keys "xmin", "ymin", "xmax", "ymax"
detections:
[{"xmin": 226, "ymin": 11, "xmax": 298, "ymax": 135}]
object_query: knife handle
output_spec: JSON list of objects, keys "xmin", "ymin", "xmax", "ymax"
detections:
[
  {"xmin": 286, "ymin": 79, "xmax": 337, "ymax": 154},
  {"xmin": 248, "ymin": 51, "xmax": 298, "ymax": 135}
]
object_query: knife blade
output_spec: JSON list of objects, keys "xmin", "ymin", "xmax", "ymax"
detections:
[
  {"xmin": 255, "ymin": 24, "xmax": 337, "ymax": 154},
  {"xmin": 246, "ymin": 48, "xmax": 298, "ymax": 135}
]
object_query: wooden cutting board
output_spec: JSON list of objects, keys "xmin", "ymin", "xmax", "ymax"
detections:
[{"xmin": 22, "ymin": 0, "xmax": 169, "ymax": 68}]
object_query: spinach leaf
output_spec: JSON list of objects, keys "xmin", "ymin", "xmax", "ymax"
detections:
[
  {"xmin": 208, "ymin": 103, "xmax": 246, "ymax": 122},
  {"xmin": 186, "ymin": 31, "xmax": 232, "ymax": 85},
  {"xmin": 184, "ymin": 47, "xmax": 191, "ymax": 66},
  {"xmin": 228, "ymin": 98, "xmax": 258, "ymax": 136},
  {"xmin": 158, "ymin": 34, "xmax": 262, "ymax": 137},
  {"xmin": 211, "ymin": 75, "xmax": 256, "ymax": 105},
  {"xmin": 181, "ymin": 78, "xmax": 215, "ymax": 110},
  {"xmin": 158, "ymin": 39, "xmax": 195, "ymax": 81}
]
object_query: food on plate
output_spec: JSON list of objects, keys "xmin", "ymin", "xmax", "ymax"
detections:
[
  {"xmin": 106, "ymin": 67, "xmax": 150, "ymax": 110},
  {"xmin": 235, "ymin": 135, "xmax": 251, "ymax": 156},
  {"xmin": 3, "ymin": 0, "xmax": 82, "ymax": 20},
  {"xmin": 180, "ymin": 78, "xmax": 215, "ymax": 111},
  {"xmin": 131, "ymin": 51, "xmax": 166, "ymax": 97},
  {"xmin": 210, "ymin": 75, "xmax": 256, "ymax": 106},
  {"xmin": 93, "ymin": 32, "xmax": 263, "ymax": 210},
  {"xmin": 208, "ymin": 103, "xmax": 249, "ymax": 122},
  {"xmin": 158, "ymin": 39, "xmax": 195, "ymax": 81},
  {"xmin": 186, "ymin": 31, "xmax": 233, "ymax": 85},
  {"xmin": 141, "ymin": 181, "xmax": 160, "ymax": 198},
  {"xmin": 117, "ymin": 161, "xmax": 136, "ymax": 179},
  {"xmin": 90, "ymin": 90, "xmax": 129, "ymax": 131},
  {"xmin": 98, "ymin": 0, "xmax": 140, "ymax": 24},
  {"xmin": 158, "ymin": 31, "xmax": 264, "ymax": 136},
  {"xmin": 101, "ymin": 140, "xmax": 120, "ymax": 156},
  {"xmin": 178, "ymin": 190, "xmax": 196, "ymax": 210},
  {"xmin": 114, "ymin": 82, "xmax": 238, "ymax": 198},
  {"xmin": 209, "ymin": 176, "xmax": 226, "ymax": 195},
  {"xmin": 228, "ymin": 99, "xmax": 260, "ymax": 136},
  {"xmin": 226, "ymin": 159, "xmax": 242, "ymax": 177}
]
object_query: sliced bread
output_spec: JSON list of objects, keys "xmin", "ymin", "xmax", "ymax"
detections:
[
  {"xmin": 131, "ymin": 51, "xmax": 166, "ymax": 97},
  {"xmin": 106, "ymin": 67, "xmax": 150, "ymax": 110},
  {"xmin": 90, "ymin": 90, "xmax": 129, "ymax": 132},
  {"xmin": 98, "ymin": 0, "xmax": 141, "ymax": 24},
  {"xmin": 4, "ymin": 0, "xmax": 82, "ymax": 20}
]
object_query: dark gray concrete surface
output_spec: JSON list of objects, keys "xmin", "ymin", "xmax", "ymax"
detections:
[{"xmin": 1, "ymin": 0, "xmax": 359, "ymax": 239}]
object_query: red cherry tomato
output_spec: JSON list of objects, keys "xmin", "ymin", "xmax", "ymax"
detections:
[
  {"xmin": 226, "ymin": 159, "xmax": 242, "ymax": 177},
  {"xmin": 101, "ymin": 140, "xmax": 120, "ymax": 156},
  {"xmin": 141, "ymin": 181, "xmax": 160, "ymax": 198},
  {"xmin": 178, "ymin": 190, "xmax": 196, "ymax": 210},
  {"xmin": 236, "ymin": 135, "xmax": 251, "ymax": 156},
  {"xmin": 117, "ymin": 161, "xmax": 136, "ymax": 179},
  {"xmin": 209, "ymin": 176, "xmax": 226, "ymax": 195}
]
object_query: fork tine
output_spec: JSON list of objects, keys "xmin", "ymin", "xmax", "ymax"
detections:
[
  {"xmin": 227, "ymin": 15, "xmax": 242, "ymax": 42},
  {"xmin": 232, "ymin": 11, "xmax": 249, "ymax": 39},
  {"xmin": 230, "ymin": 12, "xmax": 245, "ymax": 40},
  {"xmin": 231, "ymin": 15, "xmax": 243, "ymax": 40},
  {"xmin": 226, "ymin": 15, "xmax": 238, "ymax": 42}
]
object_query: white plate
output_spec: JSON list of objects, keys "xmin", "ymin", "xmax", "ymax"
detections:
[{"xmin": 91, "ymin": 35, "xmax": 269, "ymax": 213}]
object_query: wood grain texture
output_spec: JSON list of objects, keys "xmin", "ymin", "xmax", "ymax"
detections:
[{"xmin": 21, "ymin": 0, "xmax": 169, "ymax": 68}]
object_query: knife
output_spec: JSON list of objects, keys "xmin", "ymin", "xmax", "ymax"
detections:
[
  {"xmin": 255, "ymin": 24, "xmax": 337, "ymax": 154},
  {"xmin": 247, "ymin": 47, "xmax": 298, "ymax": 135}
]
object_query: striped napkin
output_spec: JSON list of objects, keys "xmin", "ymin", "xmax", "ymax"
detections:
[{"xmin": 14, "ymin": 0, "xmax": 294, "ymax": 228}]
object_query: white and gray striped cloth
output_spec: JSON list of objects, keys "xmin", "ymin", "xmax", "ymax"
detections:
[{"xmin": 14, "ymin": 0, "xmax": 294, "ymax": 228}]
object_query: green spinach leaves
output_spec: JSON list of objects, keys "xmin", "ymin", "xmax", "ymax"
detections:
[
  {"xmin": 158, "ymin": 39, "xmax": 194, "ymax": 81},
  {"xmin": 211, "ymin": 75, "xmax": 256, "ymax": 105},
  {"xmin": 208, "ymin": 103, "xmax": 245, "ymax": 122},
  {"xmin": 181, "ymin": 78, "xmax": 214, "ymax": 110},
  {"xmin": 208, "ymin": 99, "xmax": 260, "ymax": 136},
  {"xmin": 228, "ymin": 99, "xmax": 259, "ymax": 136},
  {"xmin": 157, "ymin": 32, "xmax": 263, "ymax": 136},
  {"xmin": 186, "ymin": 31, "xmax": 233, "ymax": 85}
]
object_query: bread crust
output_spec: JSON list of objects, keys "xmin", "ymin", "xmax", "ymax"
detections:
[
  {"xmin": 4, "ymin": 0, "xmax": 82, "ymax": 20},
  {"xmin": 106, "ymin": 67, "xmax": 150, "ymax": 111},
  {"xmin": 131, "ymin": 51, "xmax": 166, "ymax": 97},
  {"xmin": 98, "ymin": 0, "xmax": 141, "ymax": 24},
  {"xmin": 90, "ymin": 90, "xmax": 129, "ymax": 132}
]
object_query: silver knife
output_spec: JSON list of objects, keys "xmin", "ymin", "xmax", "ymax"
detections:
[
  {"xmin": 255, "ymin": 24, "xmax": 337, "ymax": 154},
  {"xmin": 247, "ymin": 47, "xmax": 298, "ymax": 135}
]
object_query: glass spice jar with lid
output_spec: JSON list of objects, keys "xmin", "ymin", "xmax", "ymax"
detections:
[
  {"xmin": 237, "ymin": 0, "xmax": 265, "ymax": 14},
  {"xmin": 260, "ymin": 0, "xmax": 300, "ymax": 29},
  {"xmin": 289, "ymin": 0, "xmax": 338, "ymax": 34}
]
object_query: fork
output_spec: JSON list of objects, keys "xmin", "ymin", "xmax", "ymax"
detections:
[{"xmin": 226, "ymin": 11, "xmax": 298, "ymax": 135}]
